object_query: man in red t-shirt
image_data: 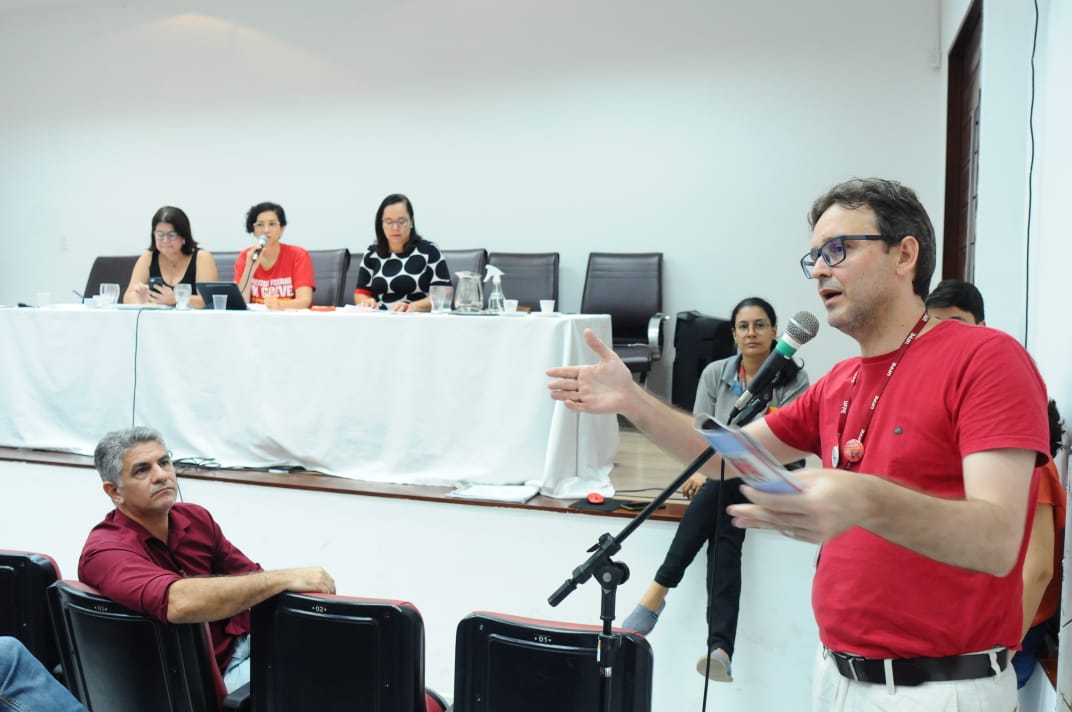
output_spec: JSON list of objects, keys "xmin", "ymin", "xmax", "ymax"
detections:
[
  {"xmin": 548, "ymin": 179, "xmax": 1049, "ymax": 710},
  {"xmin": 78, "ymin": 427, "xmax": 335, "ymax": 692}
]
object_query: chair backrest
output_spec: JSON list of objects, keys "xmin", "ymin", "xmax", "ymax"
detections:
[
  {"xmin": 486, "ymin": 252, "xmax": 559, "ymax": 310},
  {"xmin": 251, "ymin": 591, "xmax": 441, "ymax": 712},
  {"xmin": 307, "ymin": 249, "xmax": 351, "ymax": 307},
  {"xmin": 580, "ymin": 252, "xmax": 663, "ymax": 341},
  {"xmin": 440, "ymin": 248, "xmax": 488, "ymax": 292},
  {"xmin": 211, "ymin": 251, "xmax": 241, "ymax": 283},
  {"xmin": 48, "ymin": 580, "xmax": 225, "ymax": 712},
  {"xmin": 342, "ymin": 256, "xmax": 362, "ymax": 306},
  {"xmin": 452, "ymin": 611, "xmax": 653, "ymax": 712},
  {"xmin": 83, "ymin": 255, "xmax": 139, "ymax": 300},
  {"xmin": 0, "ymin": 550, "xmax": 61, "ymax": 670}
]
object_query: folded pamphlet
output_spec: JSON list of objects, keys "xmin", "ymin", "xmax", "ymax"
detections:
[
  {"xmin": 693, "ymin": 414, "xmax": 804, "ymax": 494},
  {"xmin": 448, "ymin": 483, "xmax": 539, "ymax": 503}
]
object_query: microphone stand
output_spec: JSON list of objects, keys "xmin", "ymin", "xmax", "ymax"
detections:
[{"xmin": 548, "ymin": 391, "xmax": 772, "ymax": 712}]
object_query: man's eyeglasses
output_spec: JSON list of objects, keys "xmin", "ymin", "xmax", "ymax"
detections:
[
  {"xmin": 382, "ymin": 218, "xmax": 411, "ymax": 229},
  {"xmin": 153, "ymin": 231, "xmax": 181, "ymax": 241},
  {"xmin": 799, "ymin": 235, "xmax": 893, "ymax": 279}
]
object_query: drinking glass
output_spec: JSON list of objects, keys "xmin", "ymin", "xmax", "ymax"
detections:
[
  {"xmin": 173, "ymin": 284, "xmax": 192, "ymax": 310},
  {"xmin": 429, "ymin": 285, "xmax": 453, "ymax": 313},
  {"xmin": 539, "ymin": 299, "xmax": 555, "ymax": 313},
  {"xmin": 98, "ymin": 283, "xmax": 120, "ymax": 306},
  {"xmin": 212, "ymin": 294, "xmax": 228, "ymax": 310}
]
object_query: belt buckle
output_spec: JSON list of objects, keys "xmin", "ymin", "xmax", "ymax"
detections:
[
  {"xmin": 847, "ymin": 655, "xmax": 866, "ymax": 683},
  {"xmin": 836, "ymin": 652, "xmax": 865, "ymax": 682}
]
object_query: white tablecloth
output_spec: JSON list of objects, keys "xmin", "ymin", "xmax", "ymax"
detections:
[{"xmin": 0, "ymin": 306, "xmax": 617, "ymax": 498}]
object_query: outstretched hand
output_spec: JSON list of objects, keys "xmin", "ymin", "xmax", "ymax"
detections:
[{"xmin": 546, "ymin": 328, "xmax": 638, "ymax": 416}]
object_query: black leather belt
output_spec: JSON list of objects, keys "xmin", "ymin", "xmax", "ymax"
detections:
[{"xmin": 829, "ymin": 648, "xmax": 1008, "ymax": 687}]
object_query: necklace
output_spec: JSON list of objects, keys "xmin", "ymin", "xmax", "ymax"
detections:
[{"xmin": 831, "ymin": 313, "xmax": 929, "ymax": 469}]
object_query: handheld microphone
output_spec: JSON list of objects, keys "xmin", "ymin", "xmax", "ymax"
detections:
[
  {"xmin": 729, "ymin": 310, "xmax": 820, "ymax": 421},
  {"xmin": 251, "ymin": 234, "xmax": 267, "ymax": 263}
]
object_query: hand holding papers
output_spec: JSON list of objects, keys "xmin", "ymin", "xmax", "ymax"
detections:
[{"xmin": 693, "ymin": 414, "xmax": 804, "ymax": 494}]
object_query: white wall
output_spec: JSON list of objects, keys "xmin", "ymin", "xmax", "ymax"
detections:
[
  {"xmin": 0, "ymin": 0, "xmax": 947, "ymax": 386},
  {"xmin": 0, "ymin": 459, "xmax": 819, "ymax": 711}
]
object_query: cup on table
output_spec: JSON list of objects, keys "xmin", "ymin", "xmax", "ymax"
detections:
[
  {"xmin": 98, "ymin": 283, "xmax": 119, "ymax": 306},
  {"xmin": 539, "ymin": 299, "xmax": 555, "ymax": 313},
  {"xmin": 503, "ymin": 298, "xmax": 519, "ymax": 313},
  {"xmin": 173, "ymin": 284, "xmax": 192, "ymax": 310},
  {"xmin": 429, "ymin": 285, "xmax": 453, "ymax": 313},
  {"xmin": 35, "ymin": 292, "xmax": 51, "ymax": 308},
  {"xmin": 212, "ymin": 293, "xmax": 228, "ymax": 311}
]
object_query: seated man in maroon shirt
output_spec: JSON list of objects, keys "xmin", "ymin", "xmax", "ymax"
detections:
[{"xmin": 78, "ymin": 426, "xmax": 335, "ymax": 692}]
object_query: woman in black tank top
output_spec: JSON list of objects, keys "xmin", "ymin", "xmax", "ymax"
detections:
[{"xmin": 124, "ymin": 206, "xmax": 219, "ymax": 308}]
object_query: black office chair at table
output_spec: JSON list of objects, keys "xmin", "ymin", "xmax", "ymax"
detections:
[
  {"xmin": 580, "ymin": 252, "xmax": 667, "ymax": 385},
  {"xmin": 250, "ymin": 591, "xmax": 445, "ymax": 711},
  {"xmin": 211, "ymin": 251, "xmax": 241, "ymax": 283},
  {"xmin": 440, "ymin": 248, "xmax": 488, "ymax": 292},
  {"xmin": 48, "ymin": 579, "xmax": 248, "ymax": 712},
  {"xmin": 452, "ymin": 611, "xmax": 653, "ymax": 712},
  {"xmin": 83, "ymin": 255, "xmax": 139, "ymax": 301},
  {"xmin": 486, "ymin": 251, "xmax": 559, "ymax": 311},
  {"xmin": 0, "ymin": 550, "xmax": 61, "ymax": 672},
  {"xmin": 307, "ymin": 248, "xmax": 351, "ymax": 307}
]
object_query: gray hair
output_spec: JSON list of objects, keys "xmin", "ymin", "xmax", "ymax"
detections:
[{"xmin": 94, "ymin": 427, "xmax": 167, "ymax": 487}]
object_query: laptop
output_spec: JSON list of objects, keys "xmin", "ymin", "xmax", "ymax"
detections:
[{"xmin": 195, "ymin": 282, "xmax": 247, "ymax": 310}]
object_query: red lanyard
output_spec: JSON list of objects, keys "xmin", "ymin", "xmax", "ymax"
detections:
[{"xmin": 832, "ymin": 313, "xmax": 930, "ymax": 469}]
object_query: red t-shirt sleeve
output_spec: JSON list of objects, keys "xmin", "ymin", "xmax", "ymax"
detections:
[
  {"xmin": 764, "ymin": 370, "xmax": 828, "ymax": 459},
  {"xmin": 233, "ymin": 248, "xmax": 251, "ymax": 283}
]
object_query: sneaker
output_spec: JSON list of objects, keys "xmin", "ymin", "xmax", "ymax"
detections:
[
  {"xmin": 620, "ymin": 601, "xmax": 665, "ymax": 635},
  {"xmin": 696, "ymin": 648, "xmax": 732, "ymax": 682}
]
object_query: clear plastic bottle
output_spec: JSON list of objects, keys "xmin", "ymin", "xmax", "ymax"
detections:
[{"xmin": 484, "ymin": 265, "xmax": 506, "ymax": 313}]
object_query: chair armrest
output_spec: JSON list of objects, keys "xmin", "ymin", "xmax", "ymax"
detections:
[
  {"xmin": 647, "ymin": 313, "xmax": 668, "ymax": 361},
  {"xmin": 222, "ymin": 682, "xmax": 251, "ymax": 711}
]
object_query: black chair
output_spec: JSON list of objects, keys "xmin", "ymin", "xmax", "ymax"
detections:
[
  {"xmin": 440, "ymin": 248, "xmax": 488, "ymax": 292},
  {"xmin": 307, "ymin": 248, "xmax": 351, "ymax": 307},
  {"xmin": 452, "ymin": 611, "xmax": 653, "ymax": 712},
  {"xmin": 250, "ymin": 592, "xmax": 445, "ymax": 711},
  {"xmin": 670, "ymin": 311, "xmax": 736, "ymax": 411},
  {"xmin": 83, "ymin": 255, "xmax": 139, "ymax": 300},
  {"xmin": 48, "ymin": 580, "xmax": 247, "ymax": 712},
  {"xmin": 0, "ymin": 550, "xmax": 61, "ymax": 671},
  {"xmin": 486, "ymin": 252, "xmax": 558, "ymax": 310},
  {"xmin": 580, "ymin": 252, "xmax": 667, "ymax": 385},
  {"xmin": 211, "ymin": 251, "xmax": 241, "ymax": 283}
]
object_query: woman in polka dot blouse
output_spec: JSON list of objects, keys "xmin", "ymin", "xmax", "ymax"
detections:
[{"xmin": 353, "ymin": 193, "xmax": 452, "ymax": 312}]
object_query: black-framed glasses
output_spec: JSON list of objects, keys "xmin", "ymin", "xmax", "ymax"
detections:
[
  {"xmin": 153, "ymin": 231, "xmax": 180, "ymax": 241},
  {"xmin": 799, "ymin": 235, "xmax": 892, "ymax": 279}
]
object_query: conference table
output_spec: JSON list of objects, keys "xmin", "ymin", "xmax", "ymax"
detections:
[{"xmin": 0, "ymin": 305, "xmax": 618, "ymax": 498}]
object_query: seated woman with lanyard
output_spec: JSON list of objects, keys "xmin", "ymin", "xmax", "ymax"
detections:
[
  {"xmin": 124, "ymin": 206, "xmax": 218, "ymax": 307},
  {"xmin": 234, "ymin": 201, "xmax": 315, "ymax": 310},
  {"xmin": 353, "ymin": 193, "xmax": 451, "ymax": 311},
  {"xmin": 621, "ymin": 297, "xmax": 810, "ymax": 683}
]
